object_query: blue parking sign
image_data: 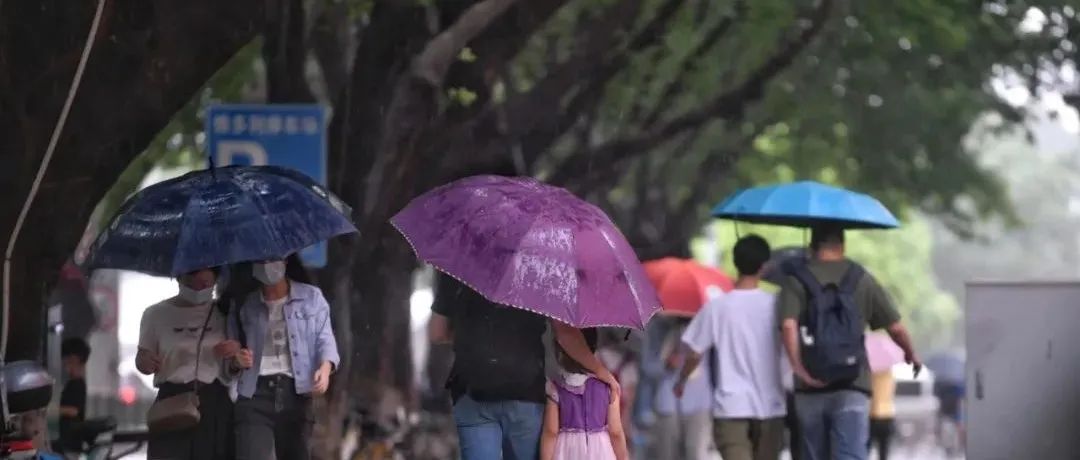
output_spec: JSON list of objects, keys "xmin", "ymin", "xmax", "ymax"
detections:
[{"xmin": 206, "ymin": 104, "xmax": 330, "ymax": 267}]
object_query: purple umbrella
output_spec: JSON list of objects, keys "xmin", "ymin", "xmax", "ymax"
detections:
[{"xmin": 391, "ymin": 175, "xmax": 661, "ymax": 329}]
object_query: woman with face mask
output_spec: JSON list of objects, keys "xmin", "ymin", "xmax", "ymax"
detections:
[
  {"xmin": 227, "ymin": 255, "xmax": 340, "ymax": 460},
  {"xmin": 136, "ymin": 267, "xmax": 239, "ymax": 459}
]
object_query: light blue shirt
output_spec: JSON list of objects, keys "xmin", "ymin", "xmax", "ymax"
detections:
[
  {"xmin": 228, "ymin": 281, "xmax": 340, "ymax": 398},
  {"xmin": 641, "ymin": 320, "xmax": 714, "ymax": 416}
]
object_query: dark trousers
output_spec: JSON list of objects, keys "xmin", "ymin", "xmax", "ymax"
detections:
[
  {"xmin": 786, "ymin": 392, "xmax": 801, "ymax": 460},
  {"xmin": 235, "ymin": 375, "xmax": 313, "ymax": 460},
  {"xmin": 147, "ymin": 381, "xmax": 234, "ymax": 460},
  {"xmin": 868, "ymin": 418, "xmax": 894, "ymax": 460}
]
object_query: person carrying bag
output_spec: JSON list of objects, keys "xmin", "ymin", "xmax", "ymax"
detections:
[{"xmin": 136, "ymin": 267, "xmax": 238, "ymax": 460}]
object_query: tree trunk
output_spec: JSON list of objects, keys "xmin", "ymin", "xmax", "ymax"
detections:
[{"xmin": 0, "ymin": 0, "xmax": 261, "ymax": 363}]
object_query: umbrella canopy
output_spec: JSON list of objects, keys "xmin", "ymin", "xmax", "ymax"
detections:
[
  {"xmin": 926, "ymin": 350, "xmax": 965, "ymax": 383},
  {"xmin": 85, "ymin": 165, "xmax": 356, "ymax": 276},
  {"xmin": 866, "ymin": 333, "xmax": 905, "ymax": 372},
  {"xmin": 712, "ymin": 181, "xmax": 900, "ymax": 229},
  {"xmin": 644, "ymin": 258, "xmax": 733, "ymax": 317},
  {"xmin": 391, "ymin": 175, "xmax": 661, "ymax": 329}
]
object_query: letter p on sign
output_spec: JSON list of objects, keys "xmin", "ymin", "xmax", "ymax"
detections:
[{"xmin": 214, "ymin": 141, "xmax": 268, "ymax": 167}]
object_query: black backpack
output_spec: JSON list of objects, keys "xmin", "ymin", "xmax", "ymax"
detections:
[{"xmin": 787, "ymin": 260, "xmax": 866, "ymax": 384}]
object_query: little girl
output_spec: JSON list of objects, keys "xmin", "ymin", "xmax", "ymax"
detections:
[{"xmin": 541, "ymin": 328, "xmax": 629, "ymax": 460}]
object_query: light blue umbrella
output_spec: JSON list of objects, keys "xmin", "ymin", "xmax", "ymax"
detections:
[{"xmin": 711, "ymin": 181, "xmax": 900, "ymax": 229}]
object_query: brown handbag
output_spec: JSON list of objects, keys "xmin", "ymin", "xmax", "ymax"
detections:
[{"xmin": 146, "ymin": 302, "xmax": 215, "ymax": 433}]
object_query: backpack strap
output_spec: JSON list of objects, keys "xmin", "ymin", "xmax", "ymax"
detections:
[
  {"xmin": 838, "ymin": 263, "xmax": 865, "ymax": 294},
  {"xmin": 787, "ymin": 260, "xmax": 824, "ymax": 299}
]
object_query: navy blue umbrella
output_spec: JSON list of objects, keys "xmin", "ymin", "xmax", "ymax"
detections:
[
  {"xmin": 712, "ymin": 181, "xmax": 900, "ymax": 229},
  {"xmin": 84, "ymin": 165, "xmax": 356, "ymax": 276}
]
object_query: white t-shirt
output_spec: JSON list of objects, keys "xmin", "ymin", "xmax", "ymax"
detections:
[
  {"xmin": 138, "ymin": 298, "xmax": 226, "ymax": 386},
  {"xmin": 259, "ymin": 295, "xmax": 294, "ymax": 377},
  {"xmin": 681, "ymin": 288, "xmax": 788, "ymax": 419}
]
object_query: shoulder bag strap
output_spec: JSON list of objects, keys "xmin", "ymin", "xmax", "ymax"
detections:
[{"xmin": 192, "ymin": 303, "xmax": 215, "ymax": 392}]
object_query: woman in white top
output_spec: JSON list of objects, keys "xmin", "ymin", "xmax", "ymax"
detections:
[{"xmin": 136, "ymin": 267, "xmax": 239, "ymax": 460}]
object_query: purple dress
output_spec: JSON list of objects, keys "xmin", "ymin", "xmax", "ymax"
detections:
[{"xmin": 548, "ymin": 373, "xmax": 617, "ymax": 460}]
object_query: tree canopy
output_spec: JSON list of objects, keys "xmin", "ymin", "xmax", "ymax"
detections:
[{"xmin": 3, "ymin": 0, "xmax": 1078, "ymax": 456}]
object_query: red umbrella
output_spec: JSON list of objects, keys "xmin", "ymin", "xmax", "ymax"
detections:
[{"xmin": 643, "ymin": 258, "xmax": 734, "ymax": 317}]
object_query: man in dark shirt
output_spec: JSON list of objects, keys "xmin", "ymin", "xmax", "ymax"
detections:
[
  {"xmin": 778, "ymin": 224, "xmax": 920, "ymax": 460},
  {"xmin": 58, "ymin": 338, "xmax": 90, "ymax": 453},
  {"xmin": 430, "ymin": 274, "xmax": 619, "ymax": 460}
]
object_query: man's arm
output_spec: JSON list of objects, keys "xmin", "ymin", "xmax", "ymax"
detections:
[
  {"xmin": 551, "ymin": 321, "xmax": 620, "ymax": 398},
  {"xmin": 886, "ymin": 321, "xmax": 922, "ymax": 375},
  {"xmin": 863, "ymin": 274, "xmax": 920, "ymax": 374},
  {"xmin": 782, "ymin": 319, "xmax": 824, "ymax": 388},
  {"xmin": 673, "ymin": 349, "xmax": 702, "ymax": 397}
]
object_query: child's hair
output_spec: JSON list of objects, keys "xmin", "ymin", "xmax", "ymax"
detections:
[
  {"xmin": 555, "ymin": 328, "xmax": 599, "ymax": 374},
  {"xmin": 733, "ymin": 234, "xmax": 772, "ymax": 276},
  {"xmin": 61, "ymin": 338, "xmax": 91, "ymax": 364}
]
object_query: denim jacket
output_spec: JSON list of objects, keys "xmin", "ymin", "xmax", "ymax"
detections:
[{"xmin": 228, "ymin": 281, "xmax": 340, "ymax": 398}]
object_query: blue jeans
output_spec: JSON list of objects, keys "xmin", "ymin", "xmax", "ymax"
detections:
[
  {"xmin": 795, "ymin": 390, "xmax": 871, "ymax": 460},
  {"xmin": 452, "ymin": 395, "xmax": 545, "ymax": 460}
]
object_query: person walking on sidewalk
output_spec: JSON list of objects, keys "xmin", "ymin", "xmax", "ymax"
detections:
[
  {"xmin": 675, "ymin": 235, "xmax": 788, "ymax": 460},
  {"xmin": 778, "ymin": 224, "xmax": 920, "ymax": 460},
  {"xmin": 645, "ymin": 316, "xmax": 713, "ymax": 460},
  {"xmin": 429, "ymin": 273, "xmax": 621, "ymax": 460},
  {"xmin": 228, "ymin": 257, "xmax": 340, "ymax": 460}
]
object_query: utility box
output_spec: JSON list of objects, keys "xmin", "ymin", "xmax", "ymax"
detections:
[{"xmin": 966, "ymin": 281, "xmax": 1080, "ymax": 460}]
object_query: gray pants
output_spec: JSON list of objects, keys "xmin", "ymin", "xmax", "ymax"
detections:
[
  {"xmin": 651, "ymin": 410, "xmax": 713, "ymax": 460},
  {"xmin": 235, "ymin": 375, "xmax": 313, "ymax": 460}
]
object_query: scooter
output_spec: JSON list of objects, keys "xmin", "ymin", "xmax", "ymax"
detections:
[{"xmin": 0, "ymin": 361, "xmax": 57, "ymax": 459}]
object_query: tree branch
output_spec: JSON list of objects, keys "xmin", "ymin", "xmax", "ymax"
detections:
[
  {"xmin": 413, "ymin": 0, "xmax": 520, "ymax": 86},
  {"xmin": 550, "ymin": 0, "xmax": 833, "ymax": 186},
  {"xmin": 637, "ymin": 0, "xmax": 746, "ymax": 126}
]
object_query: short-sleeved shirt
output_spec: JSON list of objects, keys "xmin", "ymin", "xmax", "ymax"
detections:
[
  {"xmin": 138, "ymin": 299, "xmax": 227, "ymax": 386},
  {"xmin": 777, "ymin": 259, "xmax": 901, "ymax": 394},
  {"xmin": 682, "ymin": 288, "xmax": 788, "ymax": 419}
]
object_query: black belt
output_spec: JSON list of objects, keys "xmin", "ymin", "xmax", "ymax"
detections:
[{"xmin": 257, "ymin": 374, "xmax": 295, "ymax": 388}]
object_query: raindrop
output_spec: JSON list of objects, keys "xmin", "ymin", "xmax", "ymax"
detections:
[
  {"xmin": 195, "ymin": 132, "xmax": 206, "ymax": 146},
  {"xmin": 928, "ymin": 55, "xmax": 944, "ymax": 67},
  {"xmin": 898, "ymin": 37, "xmax": 912, "ymax": 51},
  {"xmin": 1065, "ymin": 6, "xmax": 1076, "ymax": 18},
  {"xmin": 1062, "ymin": 40, "xmax": 1075, "ymax": 52},
  {"xmin": 867, "ymin": 94, "xmax": 884, "ymax": 107},
  {"xmin": 832, "ymin": 84, "xmax": 846, "ymax": 97},
  {"xmin": 837, "ymin": 68, "xmax": 851, "ymax": 80},
  {"xmin": 1053, "ymin": 49, "xmax": 1065, "ymax": 61},
  {"xmin": 845, "ymin": 16, "xmax": 860, "ymax": 28}
]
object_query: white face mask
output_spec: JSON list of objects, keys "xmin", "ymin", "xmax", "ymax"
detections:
[
  {"xmin": 253, "ymin": 261, "xmax": 286, "ymax": 285},
  {"xmin": 178, "ymin": 284, "xmax": 214, "ymax": 305}
]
